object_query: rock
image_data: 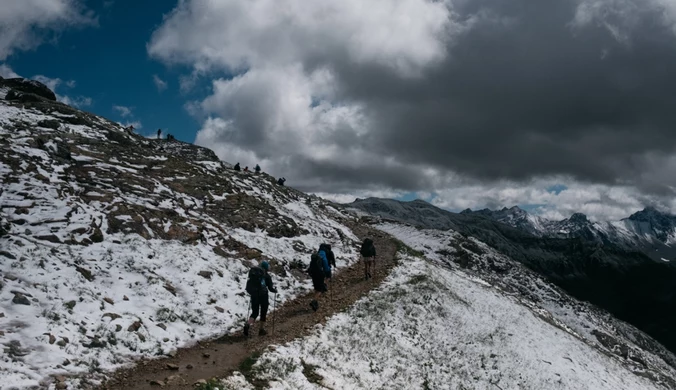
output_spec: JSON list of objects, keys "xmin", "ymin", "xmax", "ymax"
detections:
[
  {"xmin": 0, "ymin": 251, "xmax": 16, "ymax": 260},
  {"xmin": 115, "ymin": 324, "xmax": 122, "ymax": 332},
  {"xmin": 123, "ymin": 295, "xmax": 129, "ymax": 301},
  {"xmin": 149, "ymin": 380, "xmax": 165, "ymax": 387},
  {"xmin": 164, "ymin": 283, "xmax": 177, "ymax": 296},
  {"xmin": 194, "ymin": 379, "xmax": 207, "ymax": 386},
  {"xmin": 157, "ymin": 323, "xmax": 167, "ymax": 331},
  {"xmin": 75, "ymin": 266, "xmax": 94, "ymax": 282},
  {"xmin": 6, "ymin": 90, "xmax": 49, "ymax": 103},
  {"xmin": 89, "ymin": 228, "xmax": 104, "ymax": 243},
  {"xmin": 64, "ymin": 300, "xmax": 76, "ymax": 310},
  {"xmin": 55, "ymin": 375, "xmax": 67, "ymax": 383},
  {"xmin": 128, "ymin": 321, "xmax": 142, "ymax": 332},
  {"xmin": 12, "ymin": 293, "xmax": 31, "ymax": 305},
  {"xmin": 0, "ymin": 312, "xmax": 4, "ymax": 318},
  {"xmin": 62, "ymin": 359, "xmax": 71, "ymax": 366},
  {"xmin": 36, "ymin": 234, "xmax": 61, "ymax": 243},
  {"xmin": 186, "ymin": 364, "xmax": 194, "ymax": 369},
  {"xmin": 202, "ymin": 353, "xmax": 210, "ymax": 358},
  {"xmin": 56, "ymin": 339, "xmax": 68, "ymax": 347},
  {"xmin": 163, "ymin": 338, "xmax": 170, "ymax": 342},
  {"xmin": 215, "ymin": 306, "xmax": 224, "ymax": 313},
  {"xmin": 83, "ymin": 337, "xmax": 106, "ymax": 348},
  {"xmin": 0, "ymin": 78, "xmax": 57, "ymax": 100},
  {"xmin": 166, "ymin": 363, "xmax": 179, "ymax": 370},
  {"xmin": 103, "ymin": 297, "xmax": 115, "ymax": 305},
  {"xmin": 4, "ymin": 274, "xmax": 17, "ymax": 281},
  {"xmin": 137, "ymin": 333, "xmax": 146, "ymax": 342},
  {"xmin": 0, "ymin": 331, "xmax": 4, "ymax": 337},
  {"xmin": 197, "ymin": 270, "xmax": 213, "ymax": 279},
  {"xmin": 38, "ymin": 119, "xmax": 60, "ymax": 129},
  {"xmin": 46, "ymin": 333, "xmax": 56, "ymax": 344},
  {"xmin": 56, "ymin": 383, "xmax": 67, "ymax": 390},
  {"xmin": 103, "ymin": 313, "xmax": 122, "ymax": 321}
]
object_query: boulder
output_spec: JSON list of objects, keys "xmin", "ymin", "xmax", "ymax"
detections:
[
  {"xmin": 0, "ymin": 78, "xmax": 57, "ymax": 101},
  {"xmin": 12, "ymin": 293, "xmax": 30, "ymax": 305}
]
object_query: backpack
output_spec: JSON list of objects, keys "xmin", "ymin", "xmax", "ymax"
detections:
[
  {"xmin": 307, "ymin": 253, "xmax": 323, "ymax": 277},
  {"xmin": 245, "ymin": 267, "xmax": 265, "ymax": 295},
  {"xmin": 360, "ymin": 239, "xmax": 375, "ymax": 257}
]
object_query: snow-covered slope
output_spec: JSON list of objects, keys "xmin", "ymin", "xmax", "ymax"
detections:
[
  {"xmin": 0, "ymin": 85, "xmax": 363, "ymax": 388},
  {"xmin": 218, "ymin": 223, "xmax": 676, "ymax": 389}
]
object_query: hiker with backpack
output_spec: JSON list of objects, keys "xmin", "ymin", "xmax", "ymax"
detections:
[
  {"xmin": 255, "ymin": 164, "xmax": 261, "ymax": 174},
  {"xmin": 244, "ymin": 261, "xmax": 278, "ymax": 336},
  {"xmin": 360, "ymin": 238, "xmax": 377, "ymax": 280},
  {"xmin": 307, "ymin": 244, "xmax": 332, "ymax": 311},
  {"xmin": 234, "ymin": 162, "xmax": 241, "ymax": 171}
]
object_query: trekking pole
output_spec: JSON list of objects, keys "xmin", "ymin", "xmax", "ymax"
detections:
[{"xmin": 272, "ymin": 292, "xmax": 277, "ymax": 336}]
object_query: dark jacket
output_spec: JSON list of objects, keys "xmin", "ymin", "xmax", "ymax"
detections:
[{"xmin": 246, "ymin": 267, "xmax": 277, "ymax": 298}]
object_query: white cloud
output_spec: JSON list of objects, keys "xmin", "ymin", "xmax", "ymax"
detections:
[
  {"xmin": 152, "ymin": 74, "xmax": 167, "ymax": 92},
  {"xmin": 58, "ymin": 95, "xmax": 92, "ymax": 107},
  {"xmin": 31, "ymin": 74, "xmax": 92, "ymax": 107},
  {"xmin": 119, "ymin": 120, "xmax": 142, "ymax": 130},
  {"xmin": 571, "ymin": 0, "xmax": 676, "ymax": 42},
  {"xmin": 112, "ymin": 105, "xmax": 133, "ymax": 118},
  {"xmin": 0, "ymin": 64, "xmax": 20, "ymax": 78},
  {"xmin": 0, "ymin": 0, "xmax": 96, "ymax": 60},
  {"xmin": 149, "ymin": 0, "xmax": 457, "ymax": 78}
]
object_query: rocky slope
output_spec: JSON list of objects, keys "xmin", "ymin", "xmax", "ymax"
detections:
[
  {"xmin": 216, "ymin": 223, "xmax": 676, "ymax": 389},
  {"xmin": 347, "ymin": 198, "xmax": 676, "ymax": 357},
  {"xmin": 0, "ymin": 77, "xmax": 364, "ymax": 389}
]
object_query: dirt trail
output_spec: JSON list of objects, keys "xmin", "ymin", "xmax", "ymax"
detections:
[{"xmin": 99, "ymin": 224, "xmax": 398, "ymax": 390}]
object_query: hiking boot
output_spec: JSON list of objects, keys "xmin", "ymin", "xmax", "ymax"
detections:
[
  {"xmin": 310, "ymin": 299, "xmax": 319, "ymax": 312},
  {"xmin": 259, "ymin": 328, "xmax": 267, "ymax": 336},
  {"xmin": 243, "ymin": 323, "xmax": 250, "ymax": 337}
]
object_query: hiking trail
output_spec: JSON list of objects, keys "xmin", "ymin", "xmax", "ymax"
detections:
[{"xmin": 98, "ymin": 224, "xmax": 398, "ymax": 389}]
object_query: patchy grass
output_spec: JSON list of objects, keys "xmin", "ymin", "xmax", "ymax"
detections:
[
  {"xmin": 394, "ymin": 238, "xmax": 424, "ymax": 258},
  {"xmin": 407, "ymin": 274, "xmax": 428, "ymax": 285},
  {"xmin": 238, "ymin": 351, "xmax": 269, "ymax": 389}
]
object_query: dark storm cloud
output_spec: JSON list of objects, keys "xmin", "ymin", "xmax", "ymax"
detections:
[{"xmin": 323, "ymin": 0, "xmax": 676, "ymax": 192}]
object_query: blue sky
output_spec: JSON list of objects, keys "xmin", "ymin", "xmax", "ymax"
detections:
[{"xmin": 1, "ymin": 0, "xmax": 206, "ymax": 142}]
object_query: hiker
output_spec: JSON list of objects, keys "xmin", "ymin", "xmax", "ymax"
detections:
[
  {"xmin": 157, "ymin": 129, "xmax": 162, "ymax": 139},
  {"xmin": 308, "ymin": 245, "xmax": 332, "ymax": 311},
  {"xmin": 277, "ymin": 177, "xmax": 286, "ymax": 186},
  {"xmin": 167, "ymin": 134, "xmax": 175, "ymax": 141},
  {"xmin": 255, "ymin": 164, "xmax": 261, "ymax": 174},
  {"xmin": 323, "ymin": 243, "xmax": 336, "ymax": 268},
  {"xmin": 360, "ymin": 238, "xmax": 376, "ymax": 280},
  {"xmin": 244, "ymin": 261, "xmax": 278, "ymax": 336},
  {"xmin": 244, "ymin": 166, "xmax": 249, "ymax": 172},
  {"xmin": 234, "ymin": 162, "xmax": 241, "ymax": 171},
  {"xmin": 125, "ymin": 125, "xmax": 134, "ymax": 134}
]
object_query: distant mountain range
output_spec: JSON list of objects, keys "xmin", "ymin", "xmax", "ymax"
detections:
[
  {"xmin": 461, "ymin": 206, "xmax": 676, "ymax": 263},
  {"xmin": 346, "ymin": 197, "xmax": 676, "ymax": 355}
]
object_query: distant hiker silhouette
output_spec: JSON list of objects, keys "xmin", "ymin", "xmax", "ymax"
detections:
[
  {"xmin": 360, "ymin": 238, "xmax": 376, "ymax": 280},
  {"xmin": 255, "ymin": 164, "xmax": 261, "ymax": 174},
  {"xmin": 277, "ymin": 177, "xmax": 286, "ymax": 186},
  {"xmin": 157, "ymin": 129, "xmax": 162, "ymax": 139},
  {"xmin": 307, "ymin": 244, "xmax": 332, "ymax": 311},
  {"xmin": 167, "ymin": 134, "xmax": 175, "ymax": 141},
  {"xmin": 234, "ymin": 163, "xmax": 241, "ymax": 171},
  {"xmin": 125, "ymin": 125, "xmax": 134, "ymax": 135},
  {"xmin": 244, "ymin": 166, "xmax": 249, "ymax": 172},
  {"xmin": 244, "ymin": 261, "xmax": 277, "ymax": 336}
]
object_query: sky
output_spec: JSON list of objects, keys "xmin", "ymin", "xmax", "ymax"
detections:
[{"xmin": 3, "ymin": 0, "xmax": 676, "ymax": 221}]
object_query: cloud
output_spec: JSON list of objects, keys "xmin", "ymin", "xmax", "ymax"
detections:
[
  {"xmin": 119, "ymin": 120, "xmax": 142, "ymax": 130},
  {"xmin": 32, "ymin": 74, "xmax": 92, "ymax": 107},
  {"xmin": 152, "ymin": 74, "xmax": 167, "ymax": 92},
  {"xmin": 151, "ymin": 0, "xmax": 676, "ymax": 220},
  {"xmin": 0, "ymin": 0, "xmax": 96, "ymax": 60},
  {"xmin": 112, "ymin": 105, "xmax": 133, "ymax": 118},
  {"xmin": 0, "ymin": 64, "xmax": 20, "ymax": 78}
]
